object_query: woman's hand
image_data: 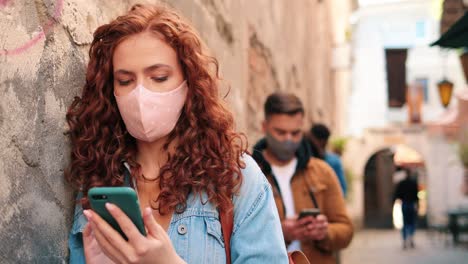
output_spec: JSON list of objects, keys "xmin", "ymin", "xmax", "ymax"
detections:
[
  {"xmin": 83, "ymin": 204, "xmax": 185, "ymax": 264},
  {"xmin": 83, "ymin": 221, "xmax": 115, "ymax": 264}
]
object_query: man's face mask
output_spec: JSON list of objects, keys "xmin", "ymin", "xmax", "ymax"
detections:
[{"xmin": 266, "ymin": 132, "xmax": 301, "ymax": 161}]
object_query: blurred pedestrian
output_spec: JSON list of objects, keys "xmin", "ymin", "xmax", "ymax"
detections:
[
  {"xmin": 309, "ymin": 124, "xmax": 347, "ymax": 197},
  {"xmin": 393, "ymin": 169, "xmax": 419, "ymax": 249}
]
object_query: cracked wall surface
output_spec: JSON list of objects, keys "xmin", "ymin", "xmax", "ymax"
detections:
[{"xmin": 0, "ymin": 0, "xmax": 341, "ymax": 262}]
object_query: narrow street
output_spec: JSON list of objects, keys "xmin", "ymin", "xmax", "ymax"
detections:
[{"xmin": 341, "ymin": 229, "xmax": 468, "ymax": 264}]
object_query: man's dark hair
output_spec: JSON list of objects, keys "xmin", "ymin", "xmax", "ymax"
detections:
[
  {"xmin": 310, "ymin": 123, "xmax": 331, "ymax": 141},
  {"xmin": 264, "ymin": 92, "xmax": 304, "ymax": 119}
]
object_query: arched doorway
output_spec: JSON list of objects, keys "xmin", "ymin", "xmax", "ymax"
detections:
[
  {"xmin": 364, "ymin": 146, "xmax": 427, "ymax": 229},
  {"xmin": 364, "ymin": 148, "xmax": 395, "ymax": 228}
]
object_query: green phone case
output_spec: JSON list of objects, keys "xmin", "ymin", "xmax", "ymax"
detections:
[{"xmin": 88, "ymin": 187, "xmax": 146, "ymax": 238}]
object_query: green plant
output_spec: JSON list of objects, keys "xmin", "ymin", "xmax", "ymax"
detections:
[
  {"xmin": 459, "ymin": 142, "xmax": 468, "ymax": 167},
  {"xmin": 330, "ymin": 137, "xmax": 348, "ymax": 156},
  {"xmin": 344, "ymin": 167, "xmax": 354, "ymax": 202},
  {"xmin": 456, "ymin": 46, "xmax": 468, "ymax": 56},
  {"xmin": 459, "ymin": 129, "xmax": 468, "ymax": 168}
]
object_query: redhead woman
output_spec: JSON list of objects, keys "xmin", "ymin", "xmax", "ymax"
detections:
[{"xmin": 66, "ymin": 3, "xmax": 288, "ymax": 264}]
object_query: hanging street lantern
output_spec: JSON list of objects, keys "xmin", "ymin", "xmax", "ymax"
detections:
[{"xmin": 437, "ymin": 79, "xmax": 454, "ymax": 108}]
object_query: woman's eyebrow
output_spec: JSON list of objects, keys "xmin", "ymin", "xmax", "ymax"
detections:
[
  {"xmin": 114, "ymin": 64, "xmax": 172, "ymax": 75},
  {"xmin": 114, "ymin": 69, "xmax": 133, "ymax": 75},
  {"xmin": 144, "ymin": 64, "xmax": 172, "ymax": 73}
]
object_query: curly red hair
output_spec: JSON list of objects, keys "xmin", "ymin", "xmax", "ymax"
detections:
[{"xmin": 66, "ymin": 4, "xmax": 246, "ymax": 214}]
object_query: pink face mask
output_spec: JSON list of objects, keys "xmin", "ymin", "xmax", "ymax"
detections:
[{"xmin": 114, "ymin": 80, "xmax": 188, "ymax": 142}]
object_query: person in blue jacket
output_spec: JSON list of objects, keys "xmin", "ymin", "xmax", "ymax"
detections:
[{"xmin": 309, "ymin": 124, "xmax": 347, "ymax": 197}]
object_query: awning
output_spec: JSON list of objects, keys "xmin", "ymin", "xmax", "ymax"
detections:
[
  {"xmin": 393, "ymin": 144, "xmax": 424, "ymax": 168},
  {"xmin": 431, "ymin": 11, "xmax": 468, "ymax": 48}
]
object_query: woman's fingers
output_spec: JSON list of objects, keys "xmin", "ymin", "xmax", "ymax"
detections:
[
  {"xmin": 83, "ymin": 223, "xmax": 100, "ymax": 262},
  {"xmin": 143, "ymin": 207, "xmax": 165, "ymax": 237},
  {"xmin": 89, "ymin": 215, "xmax": 128, "ymax": 264},
  {"xmin": 83, "ymin": 221, "xmax": 93, "ymax": 240},
  {"xmin": 83, "ymin": 211, "xmax": 120, "ymax": 264},
  {"xmin": 83, "ymin": 210, "xmax": 94, "ymax": 238},
  {"xmin": 92, "ymin": 224, "xmax": 126, "ymax": 264},
  {"xmin": 82, "ymin": 222, "xmax": 100, "ymax": 257},
  {"xmin": 88, "ymin": 209, "xmax": 135, "ymax": 260},
  {"xmin": 83, "ymin": 211, "xmax": 98, "ymax": 253},
  {"xmin": 106, "ymin": 203, "xmax": 146, "ymax": 244}
]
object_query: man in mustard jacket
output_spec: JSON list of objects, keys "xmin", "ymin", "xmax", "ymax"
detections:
[{"xmin": 253, "ymin": 92, "xmax": 353, "ymax": 264}]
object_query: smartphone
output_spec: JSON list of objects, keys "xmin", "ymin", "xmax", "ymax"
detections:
[
  {"xmin": 88, "ymin": 187, "xmax": 146, "ymax": 239},
  {"xmin": 298, "ymin": 208, "xmax": 321, "ymax": 219}
]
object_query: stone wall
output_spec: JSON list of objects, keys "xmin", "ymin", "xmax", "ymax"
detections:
[{"xmin": 0, "ymin": 0, "xmax": 346, "ymax": 262}]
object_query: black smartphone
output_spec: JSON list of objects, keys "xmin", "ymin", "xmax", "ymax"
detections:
[
  {"xmin": 298, "ymin": 208, "xmax": 321, "ymax": 219},
  {"xmin": 88, "ymin": 187, "xmax": 146, "ymax": 239}
]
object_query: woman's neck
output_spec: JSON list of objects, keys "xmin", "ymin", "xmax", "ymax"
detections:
[
  {"xmin": 136, "ymin": 137, "xmax": 169, "ymax": 180},
  {"xmin": 134, "ymin": 135, "xmax": 176, "ymax": 201}
]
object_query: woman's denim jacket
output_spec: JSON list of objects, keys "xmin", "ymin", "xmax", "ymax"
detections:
[{"xmin": 68, "ymin": 155, "xmax": 289, "ymax": 263}]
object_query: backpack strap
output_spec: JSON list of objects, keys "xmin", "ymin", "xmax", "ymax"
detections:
[
  {"xmin": 302, "ymin": 173, "xmax": 320, "ymax": 209},
  {"xmin": 219, "ymin": 208, "xmax": 234, "ymax": 264},
  {"xmin": 219, "ymin": 205, "xmax": 311, "ymax": 264}
]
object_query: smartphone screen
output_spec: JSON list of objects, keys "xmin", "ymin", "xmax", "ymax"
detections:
[
  {"xmin": 88, "ymin": 187, "xmax": 146, "ymax": 239},
  {"xmin": 298, "ymin": 208, "xmax": 321, "ymax": 219}
]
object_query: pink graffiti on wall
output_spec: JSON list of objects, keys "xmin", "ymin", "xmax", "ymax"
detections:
[
  {"xmin": 0, "ymin": 0, "xmax": 63, "ymax": 56},
  {"xmin": 0, "ymin": 0, "xmax": 11, "ymax": 8}
]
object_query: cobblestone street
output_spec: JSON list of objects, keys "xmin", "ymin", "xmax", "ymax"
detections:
[{"xmin": 341, "ymin": 229, "xmax": 468, "ymax": 264}]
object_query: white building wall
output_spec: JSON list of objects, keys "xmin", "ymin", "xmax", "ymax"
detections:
[
  {"xmin": 425, "ymin": 133, "xmax": 468, "ymax": 225},
  {"xmin": 349, "ymin": 0, "xmax": 465, "ymax": 137},
  {"xmin": 347, "ymin": 0, "xmax": 468, "ymax": 227},
  {"xmin": 349, "ymin": 17, "xmax": 388, "ymax": 136}
]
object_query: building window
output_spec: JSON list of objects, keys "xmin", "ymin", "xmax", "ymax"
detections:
[
  {"xmin": 385, "ymin": 49, "xmax": 408, "ymax": 108},
  {"xmin": 415, "ymin": 77, "xmax": 429, "ymax": 103}
]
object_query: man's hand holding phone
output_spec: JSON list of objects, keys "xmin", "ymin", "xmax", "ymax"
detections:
[
  {"xmin": 281, "ymin": 208, "xmax": 328, "ymax": 242},
  {"xmin": 296, "ymin": 208, "xmax": 328, "ymax": 241},
  {"xmin": 297, "ymin": 208, "xmax": 320, "ymax": 220}
]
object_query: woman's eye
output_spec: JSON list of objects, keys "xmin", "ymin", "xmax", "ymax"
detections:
[
  {"xmin": 118, "ymin": 79, "xmax": 132, "ymax": 86},
  {"xmin": 152, "ymin": 76, "xmax": 168, "ymax": 83}
]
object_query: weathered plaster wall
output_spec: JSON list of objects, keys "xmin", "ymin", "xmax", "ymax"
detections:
[{"xmin": 0, "ymin": 0, "xmax": 344, "ymax": 262}]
